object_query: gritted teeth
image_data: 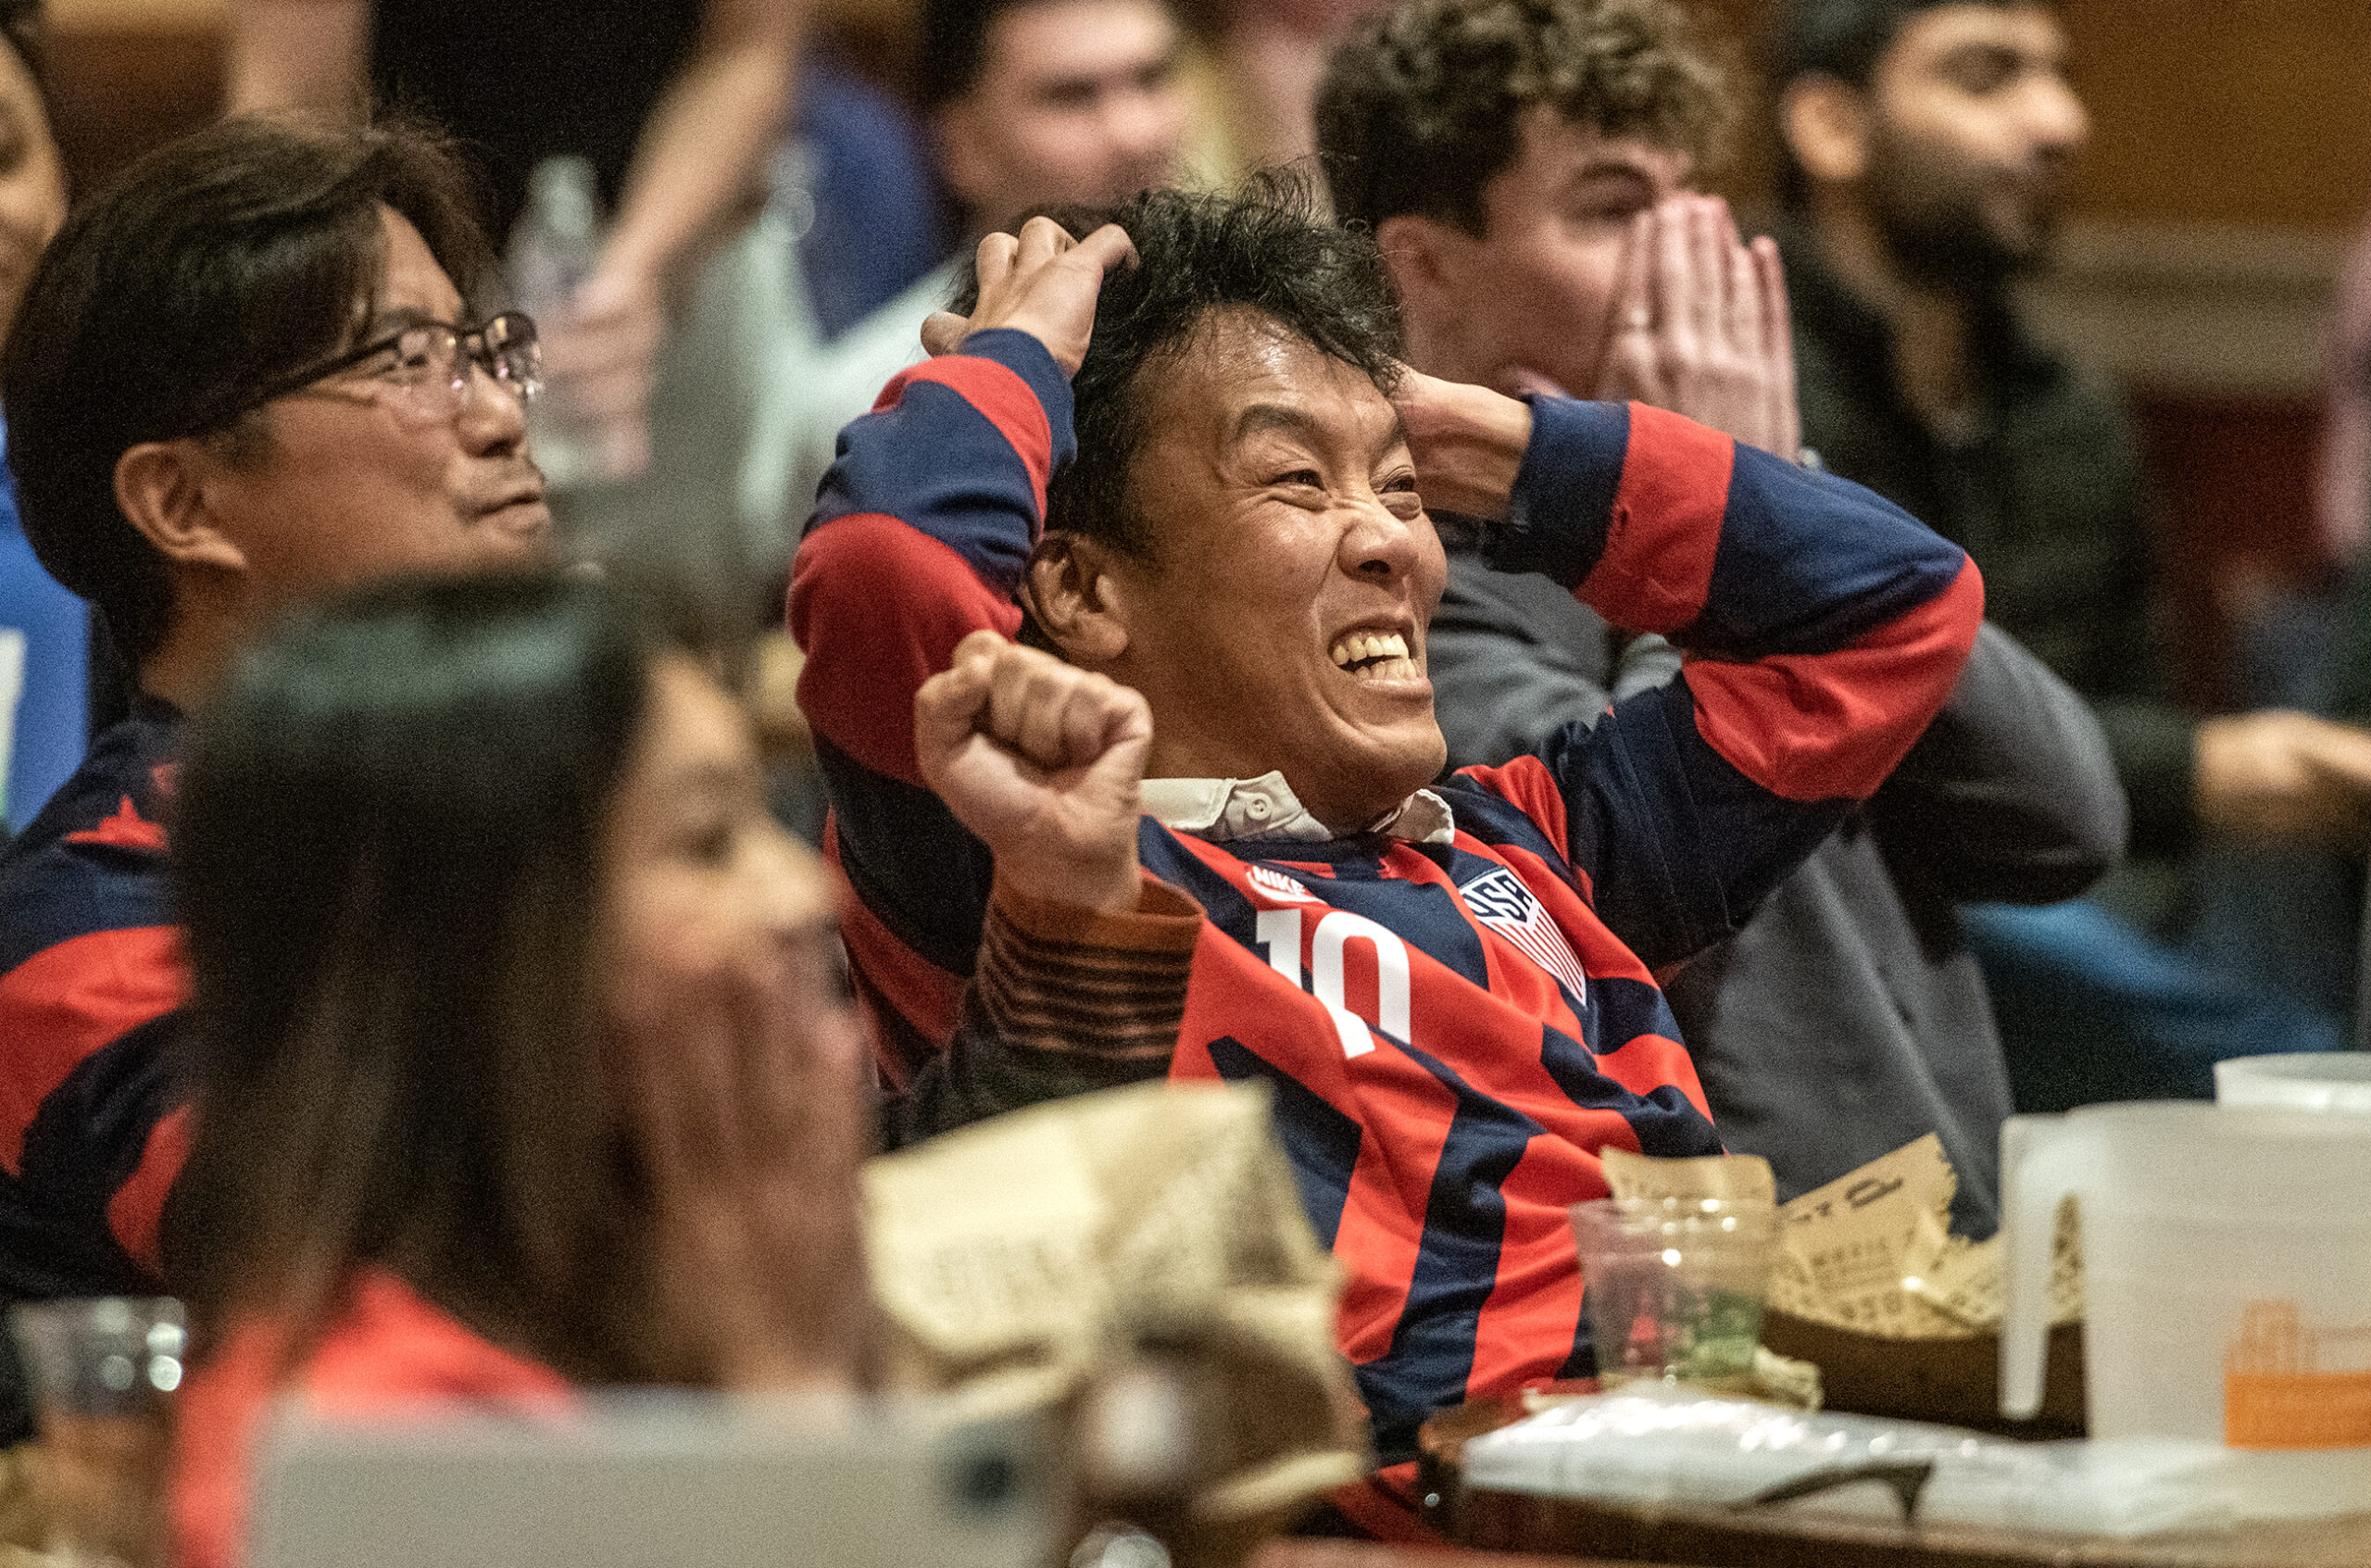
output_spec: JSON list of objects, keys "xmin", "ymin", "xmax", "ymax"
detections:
[{"xmin": 1329, "ymin": 631, "xmax": 1411, "ymax": 669}]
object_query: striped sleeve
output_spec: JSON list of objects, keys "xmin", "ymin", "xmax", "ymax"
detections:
[
  {"xmin": 883, "ymin": 872, "xmax": 1205, "ymax": 1148},
  {"xmin": 786, "ymin": 329, "xmax": 1074, "ymax": 1063},
  {"xmin": 1470, "ymin": 396, "xmax": 1982, "ymax": 969},
  {"xmin": 0, "ymin": 936, "xmax": 191, "ymax": 1286}
]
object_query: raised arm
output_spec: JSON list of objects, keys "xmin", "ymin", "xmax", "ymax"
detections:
[
  {"xmin": 787, "ymin": 220, "xmax": 1135, "ymax": 1067},
  {"xmin": 1398, "ymin": 370, "xmax": 1983, "ymax": 970},
  {"xmin": 886, "ymin": 634, "xmax": 1199, "ymax": 1144}
]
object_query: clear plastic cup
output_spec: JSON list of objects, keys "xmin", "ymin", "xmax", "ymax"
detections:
[
  {"xmin": 1570, "ymin": 1197, "xmax": 1779, "ymax": 1392},
  {"xmin": 9, "ymin": 1297, "xmax": 185, "ymax": 1566}
]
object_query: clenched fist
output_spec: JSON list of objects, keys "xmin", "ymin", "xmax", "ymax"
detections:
[{"xmin": 916, "ymin": 630, "xmax": 1153, "ymax": 914}]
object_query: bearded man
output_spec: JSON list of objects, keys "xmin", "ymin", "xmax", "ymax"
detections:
[{"xmin": 1777, "ymin": 0, "xmax": 2371, "ymax": 1106}]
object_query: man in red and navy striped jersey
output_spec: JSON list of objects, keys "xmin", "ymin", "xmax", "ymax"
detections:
[
  {"xmin": 793, "ymin": 186, "xmax": 1981, "ymax": 1458},
  {"xmin": 0, "ymin": 120, "xmax": 554, "ymax": 1437}
]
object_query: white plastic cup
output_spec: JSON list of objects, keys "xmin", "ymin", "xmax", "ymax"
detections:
[{"xmin": 2214, "ymin": 1053, "xmax": 2371, "ymax": 1111}]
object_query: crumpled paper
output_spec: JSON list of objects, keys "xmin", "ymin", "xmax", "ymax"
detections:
[
  {"xmin": 1768, "ymin": 1135, "xmax": 2082, "ymax": 1339},
  {"xmin": 1607, "ymin": 1135, "xmax": 2082, "ymax": 1343},
  {"xmin": 862, "ymin": 1082, "xmax": 1367, "ymax": 1530}
]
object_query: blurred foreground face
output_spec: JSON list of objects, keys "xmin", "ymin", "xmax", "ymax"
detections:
[
  {"xmin": 1104, "ymin": 309, "xmax": 1448, "ymax": 828},
  {"xmin": 1861, "ymin": 2, "xmax": 2087, "ymax": 286},
  {"xmin": 1409, "ymin": 109, "xmax": 1688, "ymax": 398},
  {"xmin": 0, "ymin": 36, "xmax": 64, "ymax": 334},
  {"xmin": 204, "ymin": 206, "xmax": 552, "ymax": 609},
  {"xmin": 937, "ymin": 0, "xmax": 1191, "ymax": 232},
  {"xmin": 601, "ymin": 654, "xmax": 865, "ymax": 1079}
]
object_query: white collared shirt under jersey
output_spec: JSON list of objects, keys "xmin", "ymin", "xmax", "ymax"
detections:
[{"xmin": 1140, "ymin": 771, "xmax": 1457, "ymax": 846}]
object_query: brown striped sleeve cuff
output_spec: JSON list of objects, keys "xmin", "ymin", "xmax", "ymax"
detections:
[{"xmin": 971, "ymin": 872, "xmax": 1204, "ymax": 1062}]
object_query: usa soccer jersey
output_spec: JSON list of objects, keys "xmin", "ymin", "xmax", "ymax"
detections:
[
  {"xmin": 0, "ymin": 699, "xmax": 190, "ymax": 1439},
  {"xmin": 791, "ymin": 329, "xmax": 1981, "ymax": 1452}
]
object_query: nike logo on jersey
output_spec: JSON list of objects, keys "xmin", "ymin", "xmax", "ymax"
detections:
[
  {"xmin": 1248, "ymin": 864, "xmax": 1320, "ymax": 903},
  {"xmin": 1457, "ymin": 865, "xmax": 1589, "ymax": 1005}
]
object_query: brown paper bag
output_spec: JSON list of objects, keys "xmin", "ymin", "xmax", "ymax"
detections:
[{"xmin": 863, "ymin": 1082, "xmax": 1368, "ymax": 1545}]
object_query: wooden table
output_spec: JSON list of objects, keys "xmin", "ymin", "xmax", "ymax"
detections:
[
  {"xmin": 1447, "ymin": 1489, "xmax": 2371, "ymax": 1568},
  {"xmin": 1255, "ymin": 1504, "xmax": 2371, "ymax": 1568}
]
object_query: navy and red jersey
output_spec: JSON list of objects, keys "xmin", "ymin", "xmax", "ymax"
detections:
[
  {"xmin": 790, "ymin": 330, "xmax": 1981, "ymax": 1454},
  {"xmin": 0, "ymin": 699, "xmax": 190, "ymax": 1399}
]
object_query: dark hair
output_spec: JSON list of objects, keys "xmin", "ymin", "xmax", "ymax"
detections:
[
  {"xmin": 0, "ymin": 116, "xmax": 491, "ymax": 670},
  {"xmin": 918, "ymin": 0, "xmax": 1027, "ymax": 105},
  {"xmin": 0, "ymin": 0, "xmax": 44, "ymax": 87},
  {"xmin": 922, "ymin": 0, "xmax": 1182, "ymax": 105},
  {"xmin": 964, "ymin": 177, "xmax": 1404, "ymax": 563},
  {"xmin": 1317, "ymin": 0, "xmax": 1729, "ymax": 237},
  {"xmin": 1767, "ymin": 0, "xmax": 2051, "ymax": 207},
  {"xmin": 173, "ymin": 571, "xmax": 703, "ymax": 1382},
  {"xmin": 1771, "ymin": 0, "xmax": 1993, "ymax": 92}
]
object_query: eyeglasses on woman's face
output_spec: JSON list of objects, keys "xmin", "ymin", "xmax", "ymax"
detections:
[{"xmin": 241, "ymin": 312, "xmax": 543, "ymax": 429}]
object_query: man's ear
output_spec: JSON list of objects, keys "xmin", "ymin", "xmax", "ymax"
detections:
[
  {"xmin": 1375, "ymin": 213, "xmax": 1474, "ymax": 320},
  {"xmin": 1781, "ymin": 74, "xmax": 1873, "ymax": 188},
  {"xmin": 1022, "ymin": 533, "xmax": 1131, "ymax": 666},
  {"xmin": 112, "ymin": 439, "xmax": 249, "ymax": 572}
]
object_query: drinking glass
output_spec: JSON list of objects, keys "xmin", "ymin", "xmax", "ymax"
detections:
[
  {"xmin": 1570, "ymin": 1197, "xmax": 1778, "ymax": 1392},
  {"xmin": 9, "ymin": 1298, "xmax": 185, "ymax": 1566}
]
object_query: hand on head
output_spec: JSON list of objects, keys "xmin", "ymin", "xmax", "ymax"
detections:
[
  {"xmin": 915, "ymin": 629, "xmax": 1151, "ymax": 916},
  {"xmin": 1387, "ymin": 367, "xmax": 1535, "ymax": 522},
  {"xmin": 921, "ymin": 217, "xmax": 1139, "ymax": 377},
  {"xmin": 1590, "ymin": 194, "xmax": 1801, "ymax": 460}
]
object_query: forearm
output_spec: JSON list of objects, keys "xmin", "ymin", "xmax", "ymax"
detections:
[
  {"xmin": 1444, "ymin": 395, "xmax": 1978, "ymax": 970},
  {"xmin": 225, "ymin": 0, "xmax": 366, "ymax": 119},
  {"xmin": 883, "ymin": 873, "xmax": 1202, "ymax": 1148},
  {"xmin": 789, "ymin": 331, "xmax": 1070, "ymax": 1057},
  {"xmin": 1490, "ymin": 397, "xmax": 1981, "ymax": 803},
  {"xmin": 789, "ymin": 330, "xmax": 1070, "ymax": 785},
  {"xmin": 600, "ymin": 0, "xmax": 802, "ymax": 291},
  {"xmin": 1871, "ymin": 621, "xmax": 2127, "ymax": 904}
]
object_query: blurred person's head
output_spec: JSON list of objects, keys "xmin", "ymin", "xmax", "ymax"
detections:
[
  {"xmin": 974, "ymin": 182, "xmax": 1439, "ymax": 833},
  {"xmin": 0, "ymin": 1, "xmax": 67, "ymax": 344},
  {"xmin": 0, "ymin": 117, "xmax": 549, "ymax": 702},
  {"xmin": 175, "ymin": 571, "xmax": 863, "ymax": 1380},
  {"xmin": 1316, "ymin": 0, "xmax": 1728, "ymax": 396},
  {"xmin": 924, "ymin": 0, "xmax": 1194, "ymax": 233},
  {"xmin": 1774, "ymin": 0, "xmax": 2086, "ymax": 293}
]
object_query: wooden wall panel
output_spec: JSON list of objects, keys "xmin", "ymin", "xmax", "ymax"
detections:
[
  {"xmin": 2055, "ymin": 0, "xmax": 2371, "ymax": 235},
  {"xmin": 43, "ymin": 25, "xmax": 222, "ymax": 194},
  {"xmin": 1686, "ymin": 0, "xmax": 2371, "ymax": 234}
]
